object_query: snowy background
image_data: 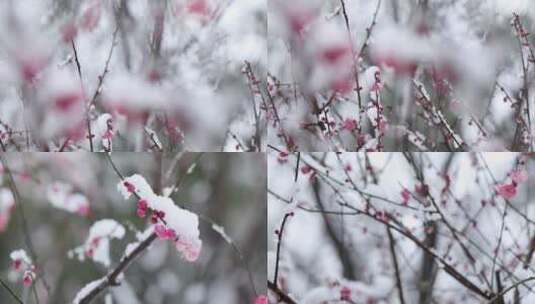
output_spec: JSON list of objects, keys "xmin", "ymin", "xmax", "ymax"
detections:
[
  {"xmin": 0, "ymin": 153, "xmax": 266, "ymax": 303},
  {"xmin": 0, "ymin": 0, "xmax": 266, "ymax": 152},
  {"xmin": 267, "ymin": 0, "xmax": 535, "ymax": 152},
  {"xmin": 268, "ymin": 151, "xmax": 535, "ymax": 303}
]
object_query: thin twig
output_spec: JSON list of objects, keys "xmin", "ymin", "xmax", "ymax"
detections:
[
  {"xmin": 0, "ymin": 277, "xmax": 23, "ymax": 304},
  {"xmin": 273, "ymin": 213, "xmax": 292, "ymax": 286},
  {"xmin": 387, "ymin": 227, "xmax": 406, "ymax": 304},
  {"xmin": 487, "ymin": 277, "xmax": 535, "ymax": 304},
  {"xmin": 89, "ymin": 27, "xmax": 119, "ymax": 108},
  {"xmin": 71, "ymin": 39, "xmax": 94, "ymax": 152},
  {"xmin": 294, "ymin": 152, "xmax": 300, "ymax": 182}
]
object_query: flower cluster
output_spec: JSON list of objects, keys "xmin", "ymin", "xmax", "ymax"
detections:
[{"xmin": 10, "ymin": 249, "xmax": 35, "ymax": 287}]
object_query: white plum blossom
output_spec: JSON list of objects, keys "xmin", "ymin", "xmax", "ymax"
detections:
[
  {"xmin": 10, "ymin": 249, "xmax": 32, "ymax": 266},
  {"xmin": 70, "ymin": 219, "xmax": 126, "ymax": 267},
  {"xmin": 46, "ymin": 182, "xmax": 90, "ymax": 216}
]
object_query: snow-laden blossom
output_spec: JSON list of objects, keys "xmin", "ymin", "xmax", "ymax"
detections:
[
  {"xmin": 0, "ymin": 188, "xmax": 15, "ymax": 232},
  {"xmin": 70, "ymin": 219, "xmax": 126, "ymax": 267},
  {"xmin": 10, "ymin": 249, "xmax": 35, "ymax": 286},
  {"xmin": 118, "ymin": 174, "xmax": 202, "ymax": 262},
  {"xmin": 46, "ymin": 182, "xmax": 90, "ymax": 216},
  {"xmin": 10, "ymin": 249, "xmax": 32, "ymax": 270}
]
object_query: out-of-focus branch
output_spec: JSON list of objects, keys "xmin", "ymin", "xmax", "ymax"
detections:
[
  {"xmin": 0, "ymin": 277, "xmax": 23, "ymax": 304},
  {"xmin": 78, "ymin": 233, "xmax": 158, "ymax": 304},
  {"xmin": 493, "ymin": 271, "xmax": 505, "ymax": 304},
  {"xmin": 487, "ymin": 277, "xmax": 535, "ymax": 304},
  {"xmin": 418, "ymin": 220, "xmax": 437, "ymax": 304},
  {"xmin": 312, "ymin": 178, "xmax": 358, "ymax": 280},
  {"xmin": 0, "ymin": 156, "xmax": 51, "ymax": 296},
  {"xmin": 387, "ymin": 227, "xmax": 406, "ymax": 304}
]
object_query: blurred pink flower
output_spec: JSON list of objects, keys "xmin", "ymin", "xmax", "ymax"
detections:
[
  {"xmin": 22, "ymin": 270, "xmax": 34, "ymax": 286},
  {"xmin": 401, "ymin": 188, "xmax": 410, "ymax": 205},
  {"xmin": 80, "ymin": 0, "xmax": 101, "ymax": 31},
  {"xmin": 254, "ymin": 295, "xmax": 268, "ymax": 304},
  {"xmin": 77, "ymin": 204, "xmax": 90, "ymax": 217},
  {"xmin": 342, "ymin": 119, "xmax": 357, "ymax": 132},
  {"xmin": 340, "ymin": 286, "xmax": 351, "ymax": 301},
  {"xmin": 60, "ymin": 20, "xmax": 78, "ymax": 43},
  {"xmin": 319, "ymin": 44, "xmax": 351, "ymax": 65},
  {"xmin": 496, "ymin": 183, "xmax": 517, "ymax": 200},
  {"xmin": 511, "ymin": 169, "xmax": 528, "ymax": 184},
  {"xmin": 186, "ymin": 0, "xmax": 210, "ymax": 16},
  {"xmin": 54, "ymin": 91, "xmax": 83, "ymax": 113}
]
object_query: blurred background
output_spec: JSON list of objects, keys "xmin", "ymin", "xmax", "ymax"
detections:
[
  {"xmin": 0, "ymin": 152, "xmax": 266, "ymax": 303},
  {"xmin": 0, "ymin": 0, "xmax": 267, "ymax": 151}
]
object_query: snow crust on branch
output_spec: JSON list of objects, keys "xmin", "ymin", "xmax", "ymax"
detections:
[
  {"xmin": 118, "ymin": 174, "xmax": 202, "ymax": 262},
  {"xmin": 72, "ymin": 277, "xmax": 106, "ymax": 304}
]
